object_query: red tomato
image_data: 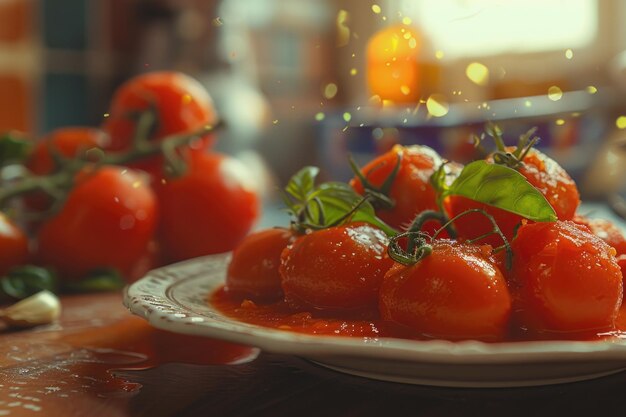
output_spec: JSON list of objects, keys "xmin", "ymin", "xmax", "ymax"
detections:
[
  {"xmin": 27, "ymin": 127, "xmax": 109, "ymax": 175},
  {"xmin": 102, "ymin": 71, "xmax": 218, "ymax": 179},
  {"xmin": 573, "ymin": 215, "xmax": 626, "ymax": 256},
  {"xmin": 0, "ymin": 213, "xmax": 29, "ymax": 275},
  {"xmin": 510, "ymin": 221, "xmax": 622, "ymax": 336},
  {"xmin": 226, "ymin": 228, "xmax": 295, "ymax": 301},
  {"xmin": 618, "ymin": 255, "xmax": 626, "ymax": 286},
  {"xmin": 157, "ymin": 151, "xmax": 260, "ymax": 263},
  {"xmin": 350, "ymin": 144, "xmax": 448, "ymax": 233},
  {"xmin": 446, "ymin": 148, "xmax": 580, "ymax": 247},
  {"xmin": 37, "ymin": 166, "xmax": 157, "ymax": 281},
  {"xmin": 279, "ymin": 222, "xmax": 394, "ymax": 313},
  {"xmin": 24, "ymin": 127, "xmax": 110, "ymax": 216},
  {"xmin": 379, "ymin": 241, "xmax": 511, "ymax": 341}
]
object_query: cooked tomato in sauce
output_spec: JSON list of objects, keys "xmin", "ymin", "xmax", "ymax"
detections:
[
  {"xmin": 210, "ymin": 287, "xmax": 626, "ymax": 342},
  {"xmin": 209, "ymin": 128, "xmax": 626, "ymax": 344}
]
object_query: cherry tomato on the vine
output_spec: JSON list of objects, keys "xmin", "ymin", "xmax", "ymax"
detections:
[
  {"xmin": 0, "ymin": 213, "xmax": 29, "ymax": 276},
  {"xmin": 103, "ymin": 71, "xmax": 217, "ymax": 151},
  {"xmin": 36, "ymin": 166, "xmax": 157, "ymax": 281},
  {"xmin": 446, "ymin": 148, "xmax": 580, "ymax": 247},
  {"xmin": 24, "ymin": 128, "xmax": 110, "ymax": 215},
  {"xmin": 225, "ymin": 228, "xmax": 296, "ymax": 301},
  {"xmin": 510, "ymin": 221, "xmax": 622, "ymax": 337},
  {"xmin": 156, "ymin": 151, "xmax": 260, "ymax": 264},
  {"xmin": 350, "ymin": 145, "xmax": 450, "ymax": 233},
  {"xmin": 27, "ymin": 127, "xmax": 109, "ymax": 175},
  {"xmin": 279, "ymin": 222, "xmax": 394, "ymax": 313},
  {"xmin": 379, "ymin": 241, "xmax": 511, "ymax": 341},
  {"xmin": 102, "ymin": 71, "xmax": 218, "ymax": 180}
]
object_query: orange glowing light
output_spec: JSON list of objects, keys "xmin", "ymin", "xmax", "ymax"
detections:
[{"xmin": 366, "ymin": 24, "xmax": 438, "ymax": 103}]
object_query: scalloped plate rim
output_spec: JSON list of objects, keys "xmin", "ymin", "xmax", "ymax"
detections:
[{"xmin": 124, "ymin": 253, "xmax": 626, "ymax": 367}]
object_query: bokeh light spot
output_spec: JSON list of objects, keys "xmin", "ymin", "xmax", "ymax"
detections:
[
  {"xmin": 324, "ymin": 83, "xmax": 338, "ymax": 99},
  {"xmin": 426, "ymin": 94, "xmax": 449, "ymax": 117},
  {"xmin": 336, "ymin": 10, "xmax": 350, "ymax": 47},
  {"xmin": 548, "ymin": 86, "xmax": 563, "ymax": 101},
  {"xmin": 466, "ymin": 62, "xmax": 489, "ymax": 86}
]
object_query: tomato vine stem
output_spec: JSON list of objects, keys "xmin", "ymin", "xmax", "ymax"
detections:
[{"xmin": 0, "ymin": 120, "xmax": 223, "ymax": 218}]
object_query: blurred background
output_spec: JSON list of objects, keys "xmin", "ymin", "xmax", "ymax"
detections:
[{"xmin": 1, "ymin": 0, "xmax": 626, "ymax": 200}]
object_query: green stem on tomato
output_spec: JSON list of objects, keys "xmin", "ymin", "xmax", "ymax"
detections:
[
  {"xmin": 434, "ymin": 208, "xmax": 513, "ymax": 269},
  {"xmin": 387, "ymin": 231, "xmax": 433, "ymax": 266},
  {"xmin": 348, "ymin": 153, "xmax": 400, "ymax": 210}
]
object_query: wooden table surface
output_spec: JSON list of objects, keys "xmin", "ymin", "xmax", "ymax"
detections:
[{"xmin": 1, "ymin": 292, "xmax": 626, "ymax": 417}]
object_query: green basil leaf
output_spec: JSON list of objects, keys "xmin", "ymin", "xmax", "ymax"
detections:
[
  {"xmin": 285, "ymin": 166, "xmax": 319, "ymax": 201},
  {"xmin": 0, "ymin": 266, "xmax": 58, "ymax": 300},
  {"xmin": 446, "ymin": 160, "xmax": 557, "ymax": 222},
  {"xmin": 311, "ymin": 182, "xmax": 363, "ymax": 225},
  {"xmin": 311, "ymin": 182, "xmax": 397, "ymax": 236},
  {"xmin": 349, "ymin": 207, "xmax": 398, "ymax": 236}
]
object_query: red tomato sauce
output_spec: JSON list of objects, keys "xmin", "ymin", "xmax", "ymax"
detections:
[{"xmin": 211, "ymin": 286, "xmax": 626, "ymax": 342}]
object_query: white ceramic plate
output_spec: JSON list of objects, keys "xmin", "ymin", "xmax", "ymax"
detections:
[{"xmin": 124, "ymin": 253, "xmax": 626, "ymax": 388}]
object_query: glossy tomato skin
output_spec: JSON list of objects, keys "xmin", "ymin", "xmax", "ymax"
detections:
[
  {"xmin": 446, "ymin": 148, "xmax": 580, "ymax": 247},
  {"xmin": 0, "ymin": 213, "xmax": 29, "ymax": 275},
  {"xmin": 618, "ymin": 255, "xmax": 626, "ymax": 287},
  {"xmin": 102, "ymin": 72, "xmax": 217, "ymax": 180},
  {"xmin": 103, "ymin": 71, "xmax": 217, "ymax": 151},
  {"xmin": 36, "ymin": 166, "xmax": 157, "ymax": 281},
  {"xmin": 280, "ymin": 222, "xmax": 394, "ymax": 313},
  {"xmin": 379, "ymin": 241, "xmax": 511, "ymax": 341},
  {"xmin": 350, "ymin": 145, "xmax": 445, "ymax": 232},
  {"xmin": 226, "ymin": 228, "xmax": 295, "ymax": 301},
  {"xmin": 516, "ymin": 149, "xmax": 579, "ymax": 220},
  {"xmin": 157, "ymin": 151, "xmax": 260, "ymax": 263},
  {"xmin": 510, "ymin": 221, "xmax": 623, "ymax": 336},
  {"xmin": 27, "ymin": 127, "xmax": 109, "ymax": 175},
  {"xmin": 573, "ymin": 215, "xmax": 626, "ymax": 256}
]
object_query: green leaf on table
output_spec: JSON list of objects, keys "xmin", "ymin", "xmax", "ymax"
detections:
[
  {"xmin": 445, "ymin": 160, "xmax": 557, "ymax": 222},
  {"xmin": 0, "ymin": 265, "xmax": 58, "ymax": 300},
  {"xmin": 0, "ymin": 132, "xmax": 32, "ymax": 166},
  {"xmin": 63, "ymin": 268, "xmax": 126, "ymax": 293}
]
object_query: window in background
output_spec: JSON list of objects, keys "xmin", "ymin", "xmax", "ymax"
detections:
[
  {"xmin": 398, "ymin": 0, "xmax": 598, "ymax": 59},
  {"xmin": 375, "ymin": 0, "xmax": 612, "ymax": 101}
]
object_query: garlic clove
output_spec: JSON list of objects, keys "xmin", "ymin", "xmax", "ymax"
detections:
[{"xmin": 0, "ymin": 290, "xmax": 61, "ymax": 328}]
